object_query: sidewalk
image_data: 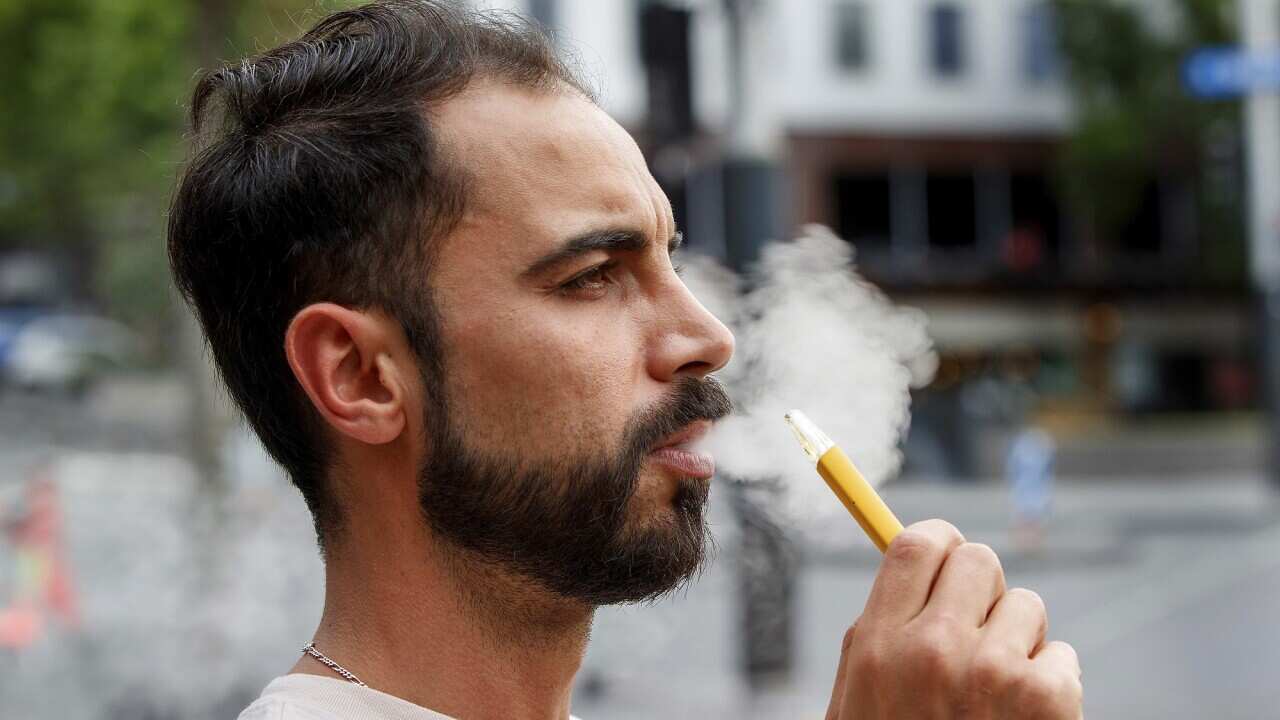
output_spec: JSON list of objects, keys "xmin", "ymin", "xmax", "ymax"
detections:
[{"xmin": 576, "ymin": 475, "xmax": 1280, "ymax": 720}]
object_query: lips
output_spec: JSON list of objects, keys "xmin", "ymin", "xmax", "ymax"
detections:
[{"xmin": 648, "ymin": 420, "xmax": 716, "ymax": 478}]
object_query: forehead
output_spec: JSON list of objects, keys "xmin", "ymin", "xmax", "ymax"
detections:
[{"xmin": 433, "ymin": 81, "xmax": 671, "ymax": 259}]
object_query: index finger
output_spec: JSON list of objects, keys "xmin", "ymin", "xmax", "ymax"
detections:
[{"xmin": 861, "ymin": 519, "xmax": 965, "ymax": 625}]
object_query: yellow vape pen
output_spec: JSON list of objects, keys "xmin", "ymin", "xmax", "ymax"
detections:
[{"xmin": 784, "ymin": 410, "xmax": 904, "ymax": 553}]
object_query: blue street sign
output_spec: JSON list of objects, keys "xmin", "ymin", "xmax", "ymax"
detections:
[{"xmin": 1184, "ymin": 46, "xmax": 1280, "ymax": 98}]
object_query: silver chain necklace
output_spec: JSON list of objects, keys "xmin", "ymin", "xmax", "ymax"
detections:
[{"xmin": 301, "ymin": 642, "xmax": 368, "ymax": 687}]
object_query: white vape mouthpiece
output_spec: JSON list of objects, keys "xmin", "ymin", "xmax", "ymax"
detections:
[{"xmin": 784, "ymin": 409, "xmax": 834, "ymax": 464}]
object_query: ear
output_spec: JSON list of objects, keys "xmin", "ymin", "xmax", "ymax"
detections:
[{"xmin": 284, "ymin": 303, "xmax": 409, "ymax": 445}]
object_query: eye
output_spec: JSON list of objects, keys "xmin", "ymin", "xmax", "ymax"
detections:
[{"xmin": 559, "ymin": 262, "xmax": 616, "ymax": 296}]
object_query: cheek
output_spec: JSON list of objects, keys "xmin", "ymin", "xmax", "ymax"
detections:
[{"xmin": 442, "ymin": 307, "xmax": 642, "ymax": 459}]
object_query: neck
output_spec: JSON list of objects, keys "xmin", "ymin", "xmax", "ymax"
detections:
[{"xmin": 291, "ymin": 526, "xmax": 591, "ymax": 720}]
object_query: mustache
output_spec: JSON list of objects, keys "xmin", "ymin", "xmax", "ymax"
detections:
[{"xmin": 626, "ymin": 376, "xmax": 734, "ymax": 458}]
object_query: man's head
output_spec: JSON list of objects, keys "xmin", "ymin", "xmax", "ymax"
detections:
[{"xmin": 168, "ymin": 0, "xmax": 734, "ymax": 607}]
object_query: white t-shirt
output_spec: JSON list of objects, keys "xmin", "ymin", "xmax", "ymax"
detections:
[{"xmin": 237, "ymin": 674, "xmax": 583, "ymax": 720}]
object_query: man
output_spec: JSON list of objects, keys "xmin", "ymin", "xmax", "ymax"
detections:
[{"xmin": 168, "ymin": 2, "xmax": 1083, "ymax": 718}]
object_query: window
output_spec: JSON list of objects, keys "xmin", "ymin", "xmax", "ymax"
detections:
[
  {"xmin": 926, "ymin": 171, "xmax": 977, "ymax": 249},
  {"xmin": 834, "ymin": 171, "xmax": 892, "ymax": 249},
  {"xmin": 835, "ymin": 2, "xmax": 870, "ymax": 71},
  {"xmin": 929, "ymin": 3, "xmax": 966, "ymax": 77},
  {"xmin": 1118, "ymin": 180, "xmax": 1164, "ymax": 254},
  {"xmin": 1022, "ymin": 2, "xmax": 1060, "ymax": 83},
  {"xmin": 1009, "ymin": 172, "xmax": 1060, "ymax": 267}
]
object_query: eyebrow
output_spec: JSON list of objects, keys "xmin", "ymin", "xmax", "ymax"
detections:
[{"xmin": 522, "ymin": 228, "xmax": 684, "ymax": 279}]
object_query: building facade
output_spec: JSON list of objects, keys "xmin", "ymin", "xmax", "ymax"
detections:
[{"xmin": 482, "ymin": 0, "xmax": 1257, "ymax": 476}]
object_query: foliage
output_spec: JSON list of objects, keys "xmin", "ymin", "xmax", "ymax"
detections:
[
  {"xmin": 1052, "ymin": 0, "xmax": 1245, "ymax": 283},
  {"xmin": 0, "ymin": 0, "xmax": 354, "ymax": 346},
  {"xmin": 0, "ymin": 0, "xmax": 187, "ymax": 326}
]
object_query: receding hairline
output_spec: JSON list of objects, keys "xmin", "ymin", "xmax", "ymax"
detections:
[{"xmin": 418, "ymin": 72, "xmax": 600, "ymax": 233}]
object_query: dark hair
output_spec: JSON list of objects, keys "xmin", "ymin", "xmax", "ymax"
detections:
[{"xmin": 167, "ymin": 0, "xmax": 588, "ymax": 550}]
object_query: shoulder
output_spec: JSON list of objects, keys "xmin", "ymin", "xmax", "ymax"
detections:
[
  {"xmin": 237, "ymin": 692, "xmax": 345, "ymax": 720},
  {"xmin": 234, "ymin": 675, "xmax": 354, "ymax": 720},
  {"xmin": 236, "ymin": 681, "xmax": 348, "ymax": 717},
  {"xmin": 236, "ymin": 674, "xmax": 460, "ymax": 720},
  {"xmin": 237, "ymin": 673, "xmax": 586, "ymax": 720}
]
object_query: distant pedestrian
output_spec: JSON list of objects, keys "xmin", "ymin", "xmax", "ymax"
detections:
[
  {"xmin": 1007, "ymin": 425, "xmax": 1056, "ymax": 554},
  {"xmin": 0, "ymin": 465, "xmax": 79, "ymax": 650}
]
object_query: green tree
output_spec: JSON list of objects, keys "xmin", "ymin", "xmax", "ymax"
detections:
[
  {"xmin": 0, "ymin": 0, "xmax": 353, "ymax": 348},
  {"xmin": 1053, "ymin": 0, "xmax": 1245, "ymax": 284},
  {"xmin": 0, "ymin": 0, "xmax": 191, "ymax": 327}
]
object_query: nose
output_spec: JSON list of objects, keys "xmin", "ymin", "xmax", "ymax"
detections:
[{"xmin": 648, "ymin": 281, "xmax": 736, "ymax": 381}]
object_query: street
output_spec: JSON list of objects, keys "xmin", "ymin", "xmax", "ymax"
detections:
[
  {"xmin": 576, "ymin": 477, "xmax": 1280, "ymax": 719},
  {"xmin": 2, "ymin": 382, "xmax": 1278, "ymax": 719}
]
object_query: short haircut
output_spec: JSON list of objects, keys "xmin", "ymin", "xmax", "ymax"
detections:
[{"xmin": 167, "ymin": 0, "xmax": 589, "ymax": 550}]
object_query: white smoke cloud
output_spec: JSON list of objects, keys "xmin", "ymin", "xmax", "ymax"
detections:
[{"xmin": 687, "ymin": 225, "xmax": 937, "ymax": 523}]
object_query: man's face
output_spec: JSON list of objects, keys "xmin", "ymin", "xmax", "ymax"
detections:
[{"xmin": 416, "ymin": 82, "xmax": 735, "ymax": 605}]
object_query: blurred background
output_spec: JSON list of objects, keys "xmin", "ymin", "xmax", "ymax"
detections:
[{"xmin": 2, "ymin": 0, "xmax": 1279, "ymax": 718}]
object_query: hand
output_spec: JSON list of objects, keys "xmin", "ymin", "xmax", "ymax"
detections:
[{"xmin": 825, "ymin": 519, "xmax": 1082, "ymax": 719}]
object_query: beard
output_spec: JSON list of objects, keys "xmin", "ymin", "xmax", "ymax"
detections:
[{"xmin": 416, "ymin": 375, "xmax": 733, "ymax": 606}]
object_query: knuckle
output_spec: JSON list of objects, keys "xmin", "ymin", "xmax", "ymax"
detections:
[
  {"xmin": 1039, "ymin": 638, "xmax": 1080, "ymax": 676},
  {"xmin": 969, "ymin": 648, "xmax": 1015, "ymax": 691},
  {"xmin": 906, "ymin": 623, "xmax": 962, "ymax": 679},
  {"xmin": 912, "ymin": 518, "xmax": 965, "ymax": 542},
  {"xmin": 1009, "ymin": 587, "xmax": 1046, "ymax": 612},
  {"xmin": 924, "ymin": 610, "xmax": 968, "ymax": 638},
  {"xmin": 1016, "ymin": 669, "xmax": 1070, "ymax": 710},
  {"xmin": 850, "ymin": 643, "xmax": 886, "ymax": 679},
  {"xmin": 956, "ymin": 542, "xmax": 1002, "ymax": 569},
  {"xmin": 911, "ymin": 639, "xmax": 952, "ymax": 678},
  {"xmin": 1008, "ymin": 587, "xmax": 1049, "ymax": 632},
  {"xmin": 887, "ymin": 530, "xmax": 942, "ymax": 562},
  {"xmin": 1054, "ymin": 641, "xmax": 1081, "ymax": 674}
]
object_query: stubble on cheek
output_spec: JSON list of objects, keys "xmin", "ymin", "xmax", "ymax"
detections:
[{"xmin": 446, "ymin": 307, "xmax": 635, "ymax": 451}]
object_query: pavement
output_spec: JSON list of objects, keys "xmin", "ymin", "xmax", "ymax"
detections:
[
  {"xmin": 574, "ymin": 476, "xmax": 1280, "ymax": 720},
  {"xmin": 2, "ymin": 377, "xmax": 1279, "ymax": 719}
]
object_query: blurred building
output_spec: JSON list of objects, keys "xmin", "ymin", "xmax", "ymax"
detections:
[{"xmin": 483, "ymin": 0, "xmax": 1257, "ymax": 477}]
